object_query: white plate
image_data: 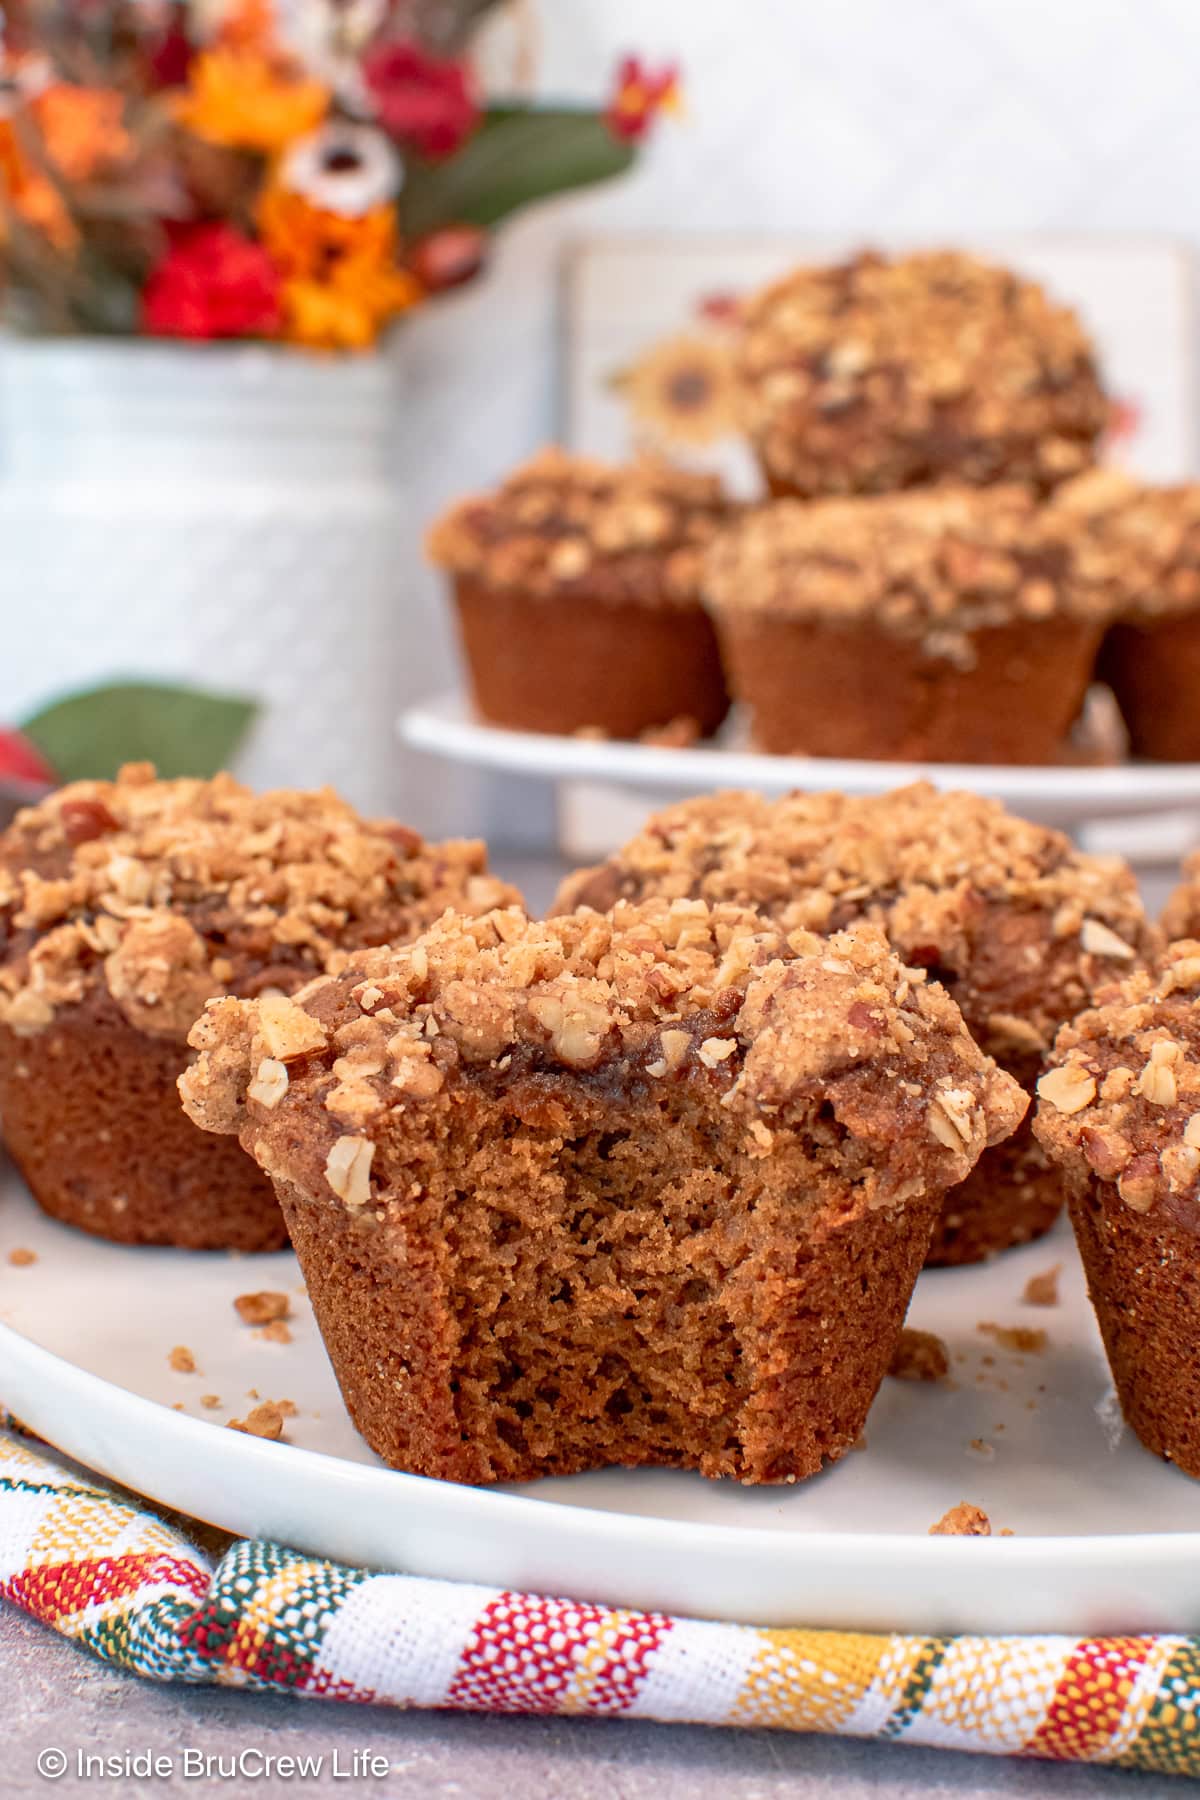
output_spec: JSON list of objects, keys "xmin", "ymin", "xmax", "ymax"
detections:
[
  {"xmin": 399, "ymin": 692, "xmax": 1200, "ymax": 829},
  {"xmin": 2, "ymin": 1166, "xmax": 1200, "ymax": 1637}
]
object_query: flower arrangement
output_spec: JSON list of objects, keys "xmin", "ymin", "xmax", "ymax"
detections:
[{"xmin": 0, "ymin": 2, "xmax": 678, "ymax": 351}]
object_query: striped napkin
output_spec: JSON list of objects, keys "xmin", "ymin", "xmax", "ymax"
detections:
[{"xmin": 1, "ymin": 1426, "xmax": 1196, "ymax": 1776}]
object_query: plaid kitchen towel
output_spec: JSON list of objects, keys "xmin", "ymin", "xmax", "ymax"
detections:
[{"xmin": 1, "ymin": 1426, "xmax": 1198, "ymax": 1776}]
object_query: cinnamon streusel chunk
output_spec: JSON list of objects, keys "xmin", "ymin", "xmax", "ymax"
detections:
[
  {"xmin": 0, "ymin": 764, "xmax": 518, "ymax": 1250},
  {"xmin": 701, "ymin": 486, "xmax": 1113, "ymax": 762},
  {"xmin": 181, "ymin": 898, "xmax": 1025, "ymax": 1484},
  {"xmin": 426, "ymin": 448, "xmax": 731, "ymax": 740},
  {"xmin": 737, "ymin": 249, "xmax": 1107, "ymax": 500},
  {"xmin": 1035, "ymin": 942, "xmax": 1200, "ymax": 1476},
  {"xmin": 557, "ymin": 784, "xmax": 1156, "ymax": 1264}
]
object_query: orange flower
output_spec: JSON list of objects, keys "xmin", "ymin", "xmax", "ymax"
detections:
[
  {"xmin": 0, "ymin": 122, "xmax": 75, "ymax": 249},
  {"xmin": 279, "ymin": 270, "xmax": 421, "ymax": 351},
  {"xmin": 258, "ymin": 185, "xmax": 421, "ymax": 350},
  {"xmin": 175, "ymin": 47, "xmax": 329, "ymax": 152},
  {"xmin": 33, "ymin": 84, "xmax": 131, "ymax": 182}
]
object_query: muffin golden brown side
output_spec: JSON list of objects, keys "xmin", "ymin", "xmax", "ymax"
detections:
[
  {"xmin": 701, "ymin": 486, "xmax": 1112, "ymax": 764},
  {"xmin": 0, "ymin": 763, "xmax": 519, "ymax": 1250},
  {"xmin": 426, "ymin": 447, "xmax": 731, "ymax": 741},
  {"xmin": 180, "ymin": 899, "xmax": 1024, "ymax": 1485},
  {"xmin": 555, "ymin": 784, "xmax": 1157, "ymax": 1265},
  {"xmin": 1034, "ymin": 942, "xmax": 1200, "ymax": 1477},
  {"xmin": 737, "ymin": 249, "xmax": 1107, "ymax": 501},
  {"xmin": 1054, "ymin": 472, "xmax": 1200, "ymax": 761}
]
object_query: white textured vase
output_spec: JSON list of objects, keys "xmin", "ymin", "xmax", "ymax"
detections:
[{"xmin": 0, "ymin": 338, "xmax": 407, "ymax": 814}]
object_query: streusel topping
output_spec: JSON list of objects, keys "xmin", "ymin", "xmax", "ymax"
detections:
[
  {"xmin": 1052, "ymin": 472, "xmax": 1200, "ymax": 622},
  {"xmin": 0, "ymin": 764, "xmax": 518, "ymax": 1040},
  {"xmin": 554, "ymin": 784, "xmax": 1154, "ymax": 1063},
  {"xmin": 181, "ymin": 897, "xmax": 1025, "ymax": 1211},
  {"xmin": 702, "ymin": 487, "xmax": 1111, "ymax": 665},
  {"xmin": 737, "ymin": 250, "xmax": 1107, "ymax": 496},
  {"xmin": 1034, "ymin": 940, "xmax": 1200, "ymax": 1217},
  {"xmin": 425, "ymin": 447, "xmax": 730, "ymax": 605}
]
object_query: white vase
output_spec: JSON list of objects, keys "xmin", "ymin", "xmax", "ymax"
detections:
[{"xmin": 0, "ymin": 338, "xmax": 407, "ymax": 815}]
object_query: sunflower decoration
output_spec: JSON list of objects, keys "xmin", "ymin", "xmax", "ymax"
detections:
[
  {"xmin": 0, "ymin": 0, "xmax": 678, "ymax": 351},
  {"xmin": 615, "ymin": 332, "xmax": 744, "ymax": 450}
]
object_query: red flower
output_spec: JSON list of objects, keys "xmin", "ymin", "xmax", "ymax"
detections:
[
  {"xmin": 363, "ymin": 41, "xmax": 478, "ymax": 160},
  {"xmin": 606, "ymin": 55, "xmax": 680, "ymax": 143},
  {"xmin": 0, "ymin": 728, "xmax": 55, "ymax": 788},
  {"xmin": 142, "ymin": 223, "xmax": 282, "ymax": 340}
]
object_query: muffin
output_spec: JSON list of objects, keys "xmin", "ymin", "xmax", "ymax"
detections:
[
  {"xmin": 1055, "ymin": 472, "xmax": 1200, "ymax": 762},
  {"xmin": 425, "ymin": 447, "xmax": 731, "ymax": 741},
  {"xmin": 555, "ymin": 784, "xmax": 1156, "ymax": 1266},
  {"xmin": 1163, "ymin": 856, "xmax": 1200, "ymax": 941},
  {"xmin": 702, "ymin": 485, "xmax": 1111, "ymax": 763},
  {"xmin": 0, "ymin": 763, "xmax": 518, "ymax": 1251},
  {"xmin": 1034, "ymin": 941, "xmax": 1200, "ymax": 1477},
  {"xmin": 736, "ymin": 249, "xmax": 1107, "ymax": 501},
  {"xmin": 180, "ymin": 899, "xmax": 1024, "ymax": 1484}
]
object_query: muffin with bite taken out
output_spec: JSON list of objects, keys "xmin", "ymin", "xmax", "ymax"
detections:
[{"xmin": 179, "ymin": 897, "xmax": 1024, "ymax": 1484}]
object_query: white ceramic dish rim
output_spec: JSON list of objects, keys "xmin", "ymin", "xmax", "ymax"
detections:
[
  {"xmin": 399, "ymin": 692, "xmax": 1200, "ymax": 822},
  {"xmin": 5, "ymin": 1318, "xmax": 1199, "ymax": 1638}
]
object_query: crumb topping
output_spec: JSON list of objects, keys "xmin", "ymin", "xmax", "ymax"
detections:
[
  {"xmin": 1034, "ymin": 940, "xmax": 1200, "ymax": 1217},
  {"xmin": 554, "ymin": 784, "xmax": 1154, "ymax": 1065},
  {"xmin": 1052, "ymin": 472, "xmax": 1200, "ymax": 622},
  {"xmin": 702, "ymin": 486, "xmax": 1112, "ymax": 666},
  {"xmin": 0, "ymin": 763, "xmax": 517, "ymax": 1041},
  {"xmin": 181, "ymin": 896, "xmax": 1026, "ymax": 1216},
  {"xmin": 737, "ymin": 249, "xmax": 1106, "ymax": 497},
  {"xmin": 425, "ymin": 446, "xmax": 731, "ymax": 605}
]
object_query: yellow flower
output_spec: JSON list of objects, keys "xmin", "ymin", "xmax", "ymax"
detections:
[
  {"xmin": 259, "ymin": 186, "xmax": 421, "ymax": 349},
  {"xmin": 617, "ymin": 333, "xmax": 743, "ymax": 448},
  {"xmin": 176, "ymin": 47, "xmax": 329, "ymax": 152}
]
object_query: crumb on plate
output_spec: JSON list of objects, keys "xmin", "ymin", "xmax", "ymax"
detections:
[
  {"xmin": 888, "ymin": 1327, "xmax": 949, "ymax": 1382},
  {"xmin": 930, "ymin": 1502, "xmax": 991, "ymax": 1537},
  {"xmin": 168, "ymin": 1345, "xmax": 196, "ymax": 1374},
  {"xmin": 257, "ymin": 1320, "xmax": 293, "ymax": 1344},
  {"xmin": 978, "ymin": 1321, "xmax": 1048, "ymax": 1354},
  {"xmin": 228, "ymin": 1402, "xmax": 286, "ymax": 1441},
  {"xmin": 1022, "ymin": 1266, "xmax": 1061, "ymax": 1307},
  {"xmin": 7, "ymin": 1247, "xmax": 36, "ymax": 1267},
  {"xmin": 234, "ymin": 1290, "xmax": 291, "ymax": 1327}
]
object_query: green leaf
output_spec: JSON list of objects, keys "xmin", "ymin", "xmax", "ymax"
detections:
[
  {"xmin": 21, "ymin": 681, "xmax": 259, "ymax": 784},
  {"xmin": 400, "ymin": 106, "xmax": 635, "ymax": 239}
]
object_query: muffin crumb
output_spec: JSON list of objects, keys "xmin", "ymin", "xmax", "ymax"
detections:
[
  {"xmin": 258, "ymin": 1320, "xmax": 293, "ymax": 1345},
  {"xmin": 888, "ymin": 1327, "xmax": 950, "ymax": 1383},
  {"xmin": 233, "ymin": 1290, "xmax": 290, "ymax": 1327},
  {"xmin": 168, "ymin": 1345, "xmax": 196, "ymax": 1374},
  {"xmin": 930, "ymin": 1502, "xmax": 991, "ymax": 1537},
  {"xmin": 228, "ymin": 1402, "xmax": 285, "ymax": 1440},
  {"xmin": 200, "ymin": 1394, "xmax": 221, "ymax": 1410},
  {"xmin": 1022, "ymin": 1266, "xmax": 1061, "ymax": 1307},
  {"xmin": 7, "ymin": 1247, "xmax": 36, "ymax": 1267},
  {"xmin": 978, "ymin": 1322, "xmax": 1048, "ymax": 1354}
]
